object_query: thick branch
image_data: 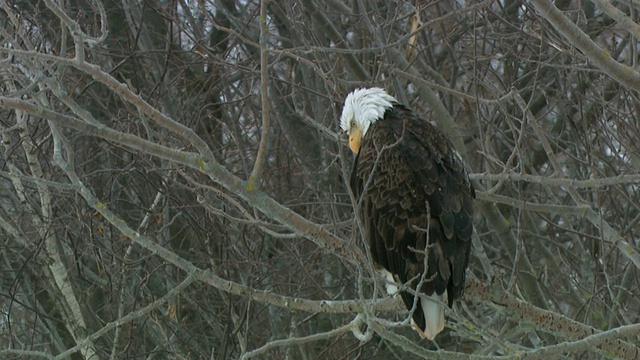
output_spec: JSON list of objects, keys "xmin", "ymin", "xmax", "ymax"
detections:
[
  {"xmin": 529, "ymin": 0, "xmax": 640, "ymax": 92},
  {"xmin": 466, "ymin": 277, "xmax": 639, "ymax": 358}
]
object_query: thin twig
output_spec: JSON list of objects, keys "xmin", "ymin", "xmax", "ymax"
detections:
[
  {"xmin": 241, "ymin": 315, "xmax": 361, "ymax": 359},
  {"xmin": 248, "ymin": 0, "xmax": 271, "ymax": 189},
  {"xmin": 471, "ymin": 172, "xmax": 640, "ymax": 188},
  {"xmin": 54, "ymin": 273, "xmax": 197, "ymax": 359},
  {"xmin": 514, "ymin": 90, "xmax": 640, "ymax": 269}
]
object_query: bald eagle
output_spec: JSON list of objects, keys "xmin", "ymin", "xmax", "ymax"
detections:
[{"xmin": 341, "ymin": 88, "xmax": 475, "ymax": 340}]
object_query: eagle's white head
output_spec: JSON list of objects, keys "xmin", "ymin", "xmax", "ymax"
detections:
[{"xmin": 340, "ymin": 87, "xmax": 397, "ymax": 154}]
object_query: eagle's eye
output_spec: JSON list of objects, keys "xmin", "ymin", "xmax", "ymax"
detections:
[{"xmin": 350, "ymin": 120, "xmax": 356, "ymax": 128}]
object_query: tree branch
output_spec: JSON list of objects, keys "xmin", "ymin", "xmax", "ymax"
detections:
[
  {"xmin": 248, "ymin": 0, "xmax": 272, "ymax": 189},
  {"xmin": 529, "ymin": 0, "xmax": 640, "ymax": 91}
]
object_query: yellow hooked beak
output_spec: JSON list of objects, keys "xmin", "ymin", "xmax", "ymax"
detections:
[{"xmin": 349, "ymin": 126, "xmax": 363, "ymax": 154}]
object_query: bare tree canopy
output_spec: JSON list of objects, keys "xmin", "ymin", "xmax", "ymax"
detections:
[{"xmin": 1, "ymin": 0, "xmax": 640, "ymax": 359}]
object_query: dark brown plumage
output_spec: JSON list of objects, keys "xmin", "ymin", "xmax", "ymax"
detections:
[{"xmin": 343, "ymin": 88, "xmax": 475, "ymax": 339}]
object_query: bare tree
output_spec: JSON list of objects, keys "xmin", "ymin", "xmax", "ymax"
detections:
[{"xmin": 1, "ymin": 0, "xmax": 640, "ymax": 359}]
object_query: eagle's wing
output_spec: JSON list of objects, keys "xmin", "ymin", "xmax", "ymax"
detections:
[{"xmin": 350, "ymin": 104, "xmax": 474, "ymax": 338}]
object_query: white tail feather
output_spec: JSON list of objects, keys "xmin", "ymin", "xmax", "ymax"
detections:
[
  {"xmin": 379, "ymin": 270, "xmax": 446, "ymax": 340},
  {"xmin": 412, "ymin": 294, "xmax": 445, "ymax": 340}
]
